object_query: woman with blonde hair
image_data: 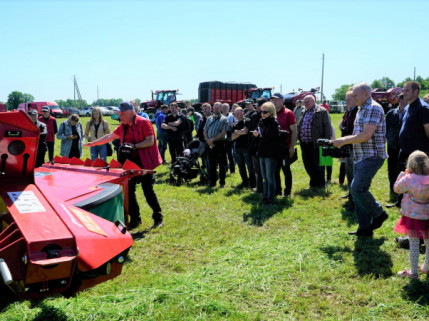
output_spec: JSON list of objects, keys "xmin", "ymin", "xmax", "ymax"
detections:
[
  {"xmin": 252, "ymin": 102, "xmax": 280, "ymax": 205},
  {"xmin": 84, "ymin": 107, "xmax": 110, "ymax": 161}
]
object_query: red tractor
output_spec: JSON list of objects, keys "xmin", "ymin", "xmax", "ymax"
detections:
[
  {"xmin": 371, "ymin": 87, "xmax": 402, "ymax": 113},
  {"xmin": 237, "ymin": 87, "xmax": 273, "ymax": 106},
  {"xmin": 140, "ymin": 90, "xmax": 186, "ymax": 122},
  {"xmin": 284, "ymin": 88, "xmax": 319, "ymax": 110},
  {"xmin": 0, "ymin": 103, "xmax": 6, "ymax": 112}
]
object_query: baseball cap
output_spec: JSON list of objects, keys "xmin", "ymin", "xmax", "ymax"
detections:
[
  {"xmin": 256, "ymin": 97, "xmax": 267, "ymax": 107},
  {"xmin": 271, "ymin": 92, "xmax": 284, "ymax": 99},
  {"xmin": 27, "ymin": 109, "xmax": 38, "ymax": 115},
  {"xmin": 118, "ymin": 101, "xmax": 134, "ymax": 112},
  {"xmin": 42, "ymin": 106, "xmax": 50, "ymax": 112},
  {"xmin": 245, "ymin": 99, "xmax": 253, "ymax": 104}
]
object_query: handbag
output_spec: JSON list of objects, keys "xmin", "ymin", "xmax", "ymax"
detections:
[{"xmin": 106, "ymin": 142, "xmax": 113, "ymax": 157}]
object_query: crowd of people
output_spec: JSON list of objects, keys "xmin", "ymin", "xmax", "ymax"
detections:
[{"xmin": 28, "ymin": 80, "xmax": 429, "ymax": 279}]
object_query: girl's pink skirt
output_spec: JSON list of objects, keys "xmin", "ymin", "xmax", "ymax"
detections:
[{"xmin": 394, "ymin": 215, "xmax": 429, "ymax": 239}]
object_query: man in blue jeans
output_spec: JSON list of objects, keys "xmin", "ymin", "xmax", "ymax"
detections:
[
  {"xmin": 332, "ymin": 82, "xmax": 388, "ymax": 237},
  {"xmin": 155, "ymin": 105, "xmax": 169, "ymax": 163}
]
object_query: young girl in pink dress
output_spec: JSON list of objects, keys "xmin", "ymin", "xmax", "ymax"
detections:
[{"xmin": 394, "ymin": 151, "xmax": 429, "ymax": 279}]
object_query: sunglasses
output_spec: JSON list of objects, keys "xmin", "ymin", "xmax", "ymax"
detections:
[{"xmin": 261, "ymin": 110, "xmax": 270, "ymax": 114}]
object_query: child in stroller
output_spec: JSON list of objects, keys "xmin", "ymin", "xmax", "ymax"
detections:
[{"xmin": 169, "ymin": 140, "xmax": 208, "ymax": 186}]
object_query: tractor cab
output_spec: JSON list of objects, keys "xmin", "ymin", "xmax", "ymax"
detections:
[{"xmin": 247, "ymin": 88, "xmax": 272, "ymax": 101}]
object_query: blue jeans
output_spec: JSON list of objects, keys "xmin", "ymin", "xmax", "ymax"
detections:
[
  {"xmin": 259, "ymin": 157, "xmax": 277, "ymax": 200},
  {"xmin": 351, "ymin": 156, "xmax": 385, "ymax": 229},
  {"xmin": 234, "ymin": 146, "xmax": 256, "ymax": 187},
  {"xmin": 90, "ymin": 144, "xmax": 107, "ymax": 161},
  {"xmin": 157, "ymin": 131, "xmax": 168, "ymax": 162}
]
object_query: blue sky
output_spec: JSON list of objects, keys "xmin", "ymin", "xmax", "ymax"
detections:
[{"xmin": 0, "ymin": 0, "xmax": 427, "ymax": 104}]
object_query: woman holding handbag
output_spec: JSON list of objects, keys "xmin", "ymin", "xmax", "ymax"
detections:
[{"xmin": 84, "ymin": 107, "xmax": 111, "ymax": 161}]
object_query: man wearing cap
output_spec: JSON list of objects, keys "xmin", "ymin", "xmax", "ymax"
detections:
[
  {"xmin": 187, "ymin": 106, "xmax": 202, "ymax": 132},
  {"xmin": 39, "ymin": 105, "xmax": 58, "ymax": 162},
  {"xmin": 85, "ymin": 101, "xmax": 164, "ymax": 229},
  {"xmin": 270, "ymin": 93, "xmax": 297, "ymax": 197},
  {"xmin": 247, "ymin": 98, "xmax": 265, "ymax": 193},
  {"xmin": 204, "ymin": 102, "xmax": 229, "ymax": 187},
  {"xmin": 28, "ymin": 109, "xmax": 47, "ymax": 167},
  {"xmin": 298, "ymin": 95, "xmax": 332, "ymax": 189},
  {"xmin": 293, "ymin": 100, "xmax": 305, "ymax": 124},
  {"xmin": 155, "ymin": 105, "xmax": 169, "ymax": 164},
  {"xmin": 161, "ymin": 102, "xmax": 188, "ymax": 163}
]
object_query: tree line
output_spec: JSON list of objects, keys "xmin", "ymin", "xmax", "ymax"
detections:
[
  {"xmin": 332, "ymin": 76, "xmax": 429, "ymax": 102},
  {"xmin": 3, "ymin": 92, "xmax": 142, "ymax": 111}
]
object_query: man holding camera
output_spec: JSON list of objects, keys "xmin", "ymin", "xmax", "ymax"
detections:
[
  {"xmin": 85, "ymin": 101, "xmax": 164, "ymax": 230},
  {"xmin": 332, "ymin": 82, "xmax": 388, "ymax": 237}
]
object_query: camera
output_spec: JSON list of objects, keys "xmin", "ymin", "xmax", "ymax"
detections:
[{"xmin": 317, "ymin": 139, "xmax": 351, "ymax": 158}]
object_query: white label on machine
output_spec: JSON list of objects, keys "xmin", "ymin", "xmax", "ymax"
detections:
[{"xmin": 7, "ymin": 191, "xmax": 46, "ymax": 213}]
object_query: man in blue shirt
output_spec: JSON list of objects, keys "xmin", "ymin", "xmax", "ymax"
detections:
[{"xmin": 155, "ymin": 105, "xmax": 169, "ymax": 164}]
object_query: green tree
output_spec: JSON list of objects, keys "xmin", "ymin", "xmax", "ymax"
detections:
[
  {"xmin": 7, "ymin": 91, "xmax": 24, "ymax": 110},
  {"xmin": 331, "ymin": 84, "xmax": 353, "ymax": 101},
  {"xmin": 371, "ymin": 80, "xmax": 383, "ymax": 89},
  {"xmin": 23, "ymin": 93, "xmax": 34, "ymax": 103},
  {"xmin": 379, "ymin": 77, "xmax": 395, "ymax": 89}
]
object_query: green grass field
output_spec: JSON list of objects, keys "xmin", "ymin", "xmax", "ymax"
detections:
[{"xmin": 1, "ymin": 113, "xmax": 429, "ymax": 320}]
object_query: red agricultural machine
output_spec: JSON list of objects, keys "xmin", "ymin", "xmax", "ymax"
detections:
[
  {"xmin": 140, "ymin": 90, "xmax": 186, "ymax": 122},
  {"xmin": 371, "ymin": 87, "xmax": 403, "ymax": 113},
  {"xmin": 0, "ymin": 111, "xmax": 152, "ymax": 299},
  {"xmin": 237, "ymin": 87, "xmax": 273, "ymax": 106},
  {"xmin": 283, "ymin": 88, "xmax": 319, "ymax": 110}
]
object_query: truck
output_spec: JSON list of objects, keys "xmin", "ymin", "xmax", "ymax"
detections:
[
  {"xmin": 283, "ymin": 88, "xmax": 319, "ymax": 110},
  {"xmin": 198, "ymin": 81, "xmax": 257, "ymax": 106},
  {"xmin": 371, "ymin": 87, "xmax": 402, "ymax": 113},
  {"xmin": 237, "ymin": 87, "xmax": 273, "ymax": 106},
  {"xmin": 17, "ymin": 101, "xmax": 64, "ymax": 118},
  {"xmin": 140, "ymin": 90, "xmax": 186, "ymax": 122}
]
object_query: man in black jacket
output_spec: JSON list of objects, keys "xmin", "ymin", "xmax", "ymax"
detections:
[{"xmin": 28, "ymin": 109, "xmax": 47, "ymax": 168}]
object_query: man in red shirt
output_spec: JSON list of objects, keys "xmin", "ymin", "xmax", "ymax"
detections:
[
  {"xmin": 39, "ymin": 105, "xmax": 58, "ymax": 162},
  {"xmin": 270, "ymin": 93, "xmax": 297, "ymax": 196},
  {"xmin": 85, "ymin": 101, "xmax": 164, "ymax": 229},
  {"xmin": 320, "ymin": 100, "xmax": 330, "ymax": 113}
]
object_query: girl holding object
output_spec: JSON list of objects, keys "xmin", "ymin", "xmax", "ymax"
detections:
[{"xmin": 394, "ymin": 150, "xmax": 429, "ymax": 279}]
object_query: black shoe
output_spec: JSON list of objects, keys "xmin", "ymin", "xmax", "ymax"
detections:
[
  {"xmin": 395, "ymin": 236, "xmax": 410, "ymax": 249},
  {"xmin": 341, "ymin": 192, "xmax": 350, "ymax": 199},
  {"xmin": 370, "ymin": 211, "xmax": 389, "ymax": 230},
  {"xmin": 344, "ymin": 201, "xmax": 355, "ymax": 211},
  {"xmin": 348, "ymin": 229, "xmax": 373, "ymax": 237},
  {"xmin": 128, "ymin": 219, "xmax": 142, "ymax": 230},
  {"xmin": 152, "ymin": 220, "xmax": 165, "ymax": 229},
  {"xmin": 386, "ymin": 201, "xmax": 400, "ymax": 208}
]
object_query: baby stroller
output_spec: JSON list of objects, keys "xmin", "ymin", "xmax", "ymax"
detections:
[{"xmin": 169, "ymin": 140, "xmax": 208, "ymax": 186}]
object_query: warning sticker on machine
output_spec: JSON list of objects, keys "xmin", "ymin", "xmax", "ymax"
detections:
[
  {"xmin": 69, "ymin": 207, "xmax": 107, "ymax": 237},
  {"xmin": 7, "ymin": 191, "xmax": 46, "ymax": 213}
]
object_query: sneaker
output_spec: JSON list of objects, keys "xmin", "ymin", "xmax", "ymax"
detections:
[{"xmin": 152, "ymin": 220, "xmax": 165, "ymax": 229}]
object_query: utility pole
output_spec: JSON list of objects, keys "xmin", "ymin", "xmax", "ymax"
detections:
[
  {"xmin": 321, "ymin": 53, "xmax": 325, "ymax": 102},
  {"xmin": 97, "ymin": 85, "xmax": 99, "ymax": 101},
  {"xmin": 414, "ymin": 67, "xmax": 416, "ymax": 80}
]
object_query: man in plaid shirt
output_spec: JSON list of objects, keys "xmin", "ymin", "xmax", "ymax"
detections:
[{"xmin": 332, "ymin": 82, "xmax": 388, "ymax": 237}]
